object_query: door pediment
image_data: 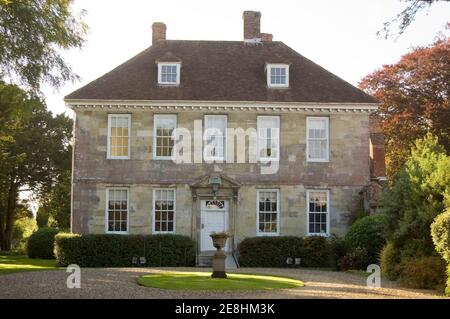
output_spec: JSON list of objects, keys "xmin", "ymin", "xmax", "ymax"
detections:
[{"xmin": 190, "ymin": 174, "xmax": 241, "ymax": 189}]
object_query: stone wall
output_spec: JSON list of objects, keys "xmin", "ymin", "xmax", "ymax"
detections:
[{"xmin": 72, "ymin": 109, "xmax": 370, "ymax": 242}]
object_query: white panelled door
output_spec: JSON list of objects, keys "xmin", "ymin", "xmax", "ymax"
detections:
[{"xmin": 200, "ymin": 200, "xmax": 229, "ymax": 252}]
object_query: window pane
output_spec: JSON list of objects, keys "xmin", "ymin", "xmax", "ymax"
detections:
[
  {"xmin": 269, "ymin": 67, "xmax": 287, "ymax": 85},
  {"xmin": 155, "ymin": 116, "xmax": 176, "ymax": 157},
  {"xmin": 307, "ymin": 118, "xmax": 328, "ymax": 160},
  {"xmin": 258, "ymin": 191, "xmax": 278, "ymax": 234},
  {"xmin": 107, "ymin": 189, "xmax": 128, "ymax": 233},
  {"xmin": 204, "ymin": 116, "xmax": 227, "ymax": 159},
  {"xmin": 259, "ymin": 223, "xmax": 264, "ymax": 232},
  {"xmin": 258, "ymin": 117, "xmax": 279, "ymax": 159},
  {"xmin": 308, "ymin": 191, "xmax": 328, "ymax": 235},
  {"xmin": 109, "ymin": 116, "xmax": 130, "ymax": 158},
  {"xmin": 154, "ymin": 189, "xmax": 175, "ymax": 232},
  {"xmin": 160, "ymin": 64, "xmax": 178, "ymax": 83}
]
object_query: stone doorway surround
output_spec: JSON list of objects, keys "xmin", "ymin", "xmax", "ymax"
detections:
[{"xmin": 189, "ymin": 174, "xmax": 241, "ymax": 266}]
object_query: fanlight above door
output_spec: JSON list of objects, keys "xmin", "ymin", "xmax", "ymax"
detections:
[{"xmin": 205, "ymin": 200, "xmax": 225, "ymax": 210}]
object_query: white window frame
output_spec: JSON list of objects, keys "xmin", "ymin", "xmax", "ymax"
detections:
[
  {"xmin": 204, "ymin": 115, "xmax": 227, "ymax": 162},
  {"xmin": 152, "ymin": 188, "xmax": 176, "ymax": 234},
  {"xmin": 306, "ymin": 116, "xmax": 329, "ymax": 162},
  {"xmin": 157, "ymin": 62, "xmax": 181, "ymax": 85},
  {"xmin": 267, "ymin": 63, "xmax": 289, "ymax": 88},
  {"xmin": 107, "ymin": 114, "xmax": 131, "ymax": 160},
  {"xmin": 257, "ymin": 116, "xmax": 280, "ymax": 162},
  {"xmin": 153, "ymin": 114, "xmax": 177, "ymax": 160},
  {"xmin": 256, "ymin": 189, "xmax": 280, "ymax": 236},
  {"xmin": 306, "ymin": 189, "xmax": 330, "ymax": 237},
  {"xmin": 105, "ymin": 188, "xmax": 129, "ymax": 234}
]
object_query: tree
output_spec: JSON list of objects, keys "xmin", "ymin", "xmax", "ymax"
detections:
[
  {"xmin": 378, "ymin": 0, "xmax": 444, "ymax": 39},
  {"xmin": 380, "ymin": 134, "xmax": 450, "ymax": 256},
  {"xmin": 36, "ymin": 169, "xmax": 71, "ymax": 230},
  {"xmin": 359, "ymin": 37, "xmax": 450, "ymax": 177},
  {"xmin": 0, "ymin": 81, "xmax": 72, "ymax": 251},
  {"xmin": 12, "ymin": 215, "xmax": 37, "ymax": 252},
  {"xmin": 13, "ymin": 201, "xmax": 34, "ymax": 220},
  {"xmin": 0, "ymin": 0, "xmax": 87, "ymax": 90},
  {"xmin": 431, "ymin": 209, "xmax": 450, "ymax": 295}
]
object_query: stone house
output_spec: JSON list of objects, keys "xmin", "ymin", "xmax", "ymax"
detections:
[{"xmin": 65, "ymin": 11, "xmax": 384, "ymax": 265}]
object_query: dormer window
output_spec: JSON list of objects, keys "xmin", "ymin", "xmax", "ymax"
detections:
[
  {"xmin": 267, "ymin": 63, "xmax": 289, "ymax": 88},
  {"xmin": 158, "ymin": 62, "xmax": 181, "ymax": 85}
]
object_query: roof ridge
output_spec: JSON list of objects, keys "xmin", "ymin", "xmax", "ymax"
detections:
[
  {"xmin": 163, "ymin": 39, "xmax": 283, "ymax": 42},
  {"xmin": 65, "ymin": 40, "xmax": 378, "ymax": 103}
]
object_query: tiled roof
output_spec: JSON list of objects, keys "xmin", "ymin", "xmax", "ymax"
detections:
[{"xmin": 65, "ymin": 40, "xmax": 377, "ymax": 104}]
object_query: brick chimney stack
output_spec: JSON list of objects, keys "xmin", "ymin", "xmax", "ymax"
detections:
[
  {"xmin": 261, "ymin": 33, "xmax": 273, "ymax": 42},
  {"xmin": 243, "ymin": 11, "xmax": 261, "ymax": 42},
  {"xmin": 152, "ymin": 22, "xmax": 166, "ymax": 44}
]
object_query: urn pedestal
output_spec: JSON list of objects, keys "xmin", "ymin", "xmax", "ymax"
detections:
[{"xmin": 210, "ymin": 233, "xmax": 229, "ymax": 279}]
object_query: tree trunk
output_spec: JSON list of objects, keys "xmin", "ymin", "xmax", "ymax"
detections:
[
  {"xmin": 1, "ymin": 181, "xmax": 17, "ymax": 251},
  {"xmin": 0, "ymin": 211, "xmax": 5, "ymax": 251}
]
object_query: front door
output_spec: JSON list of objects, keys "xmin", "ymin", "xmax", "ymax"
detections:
[{"xmin": 200, "ymin": 200, "xmax": 229, "ymax": 252}]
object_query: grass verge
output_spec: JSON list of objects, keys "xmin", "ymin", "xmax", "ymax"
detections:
[
  {"xmin": 137, "ymin": 271, "xmax": 305, "ymax": 291},
  {"xmin": 0, "ymin": 254, "xmax": 61, "ymax": 275}
]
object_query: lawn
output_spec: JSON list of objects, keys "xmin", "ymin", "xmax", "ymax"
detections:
[
  {"xmin": 0, "ymin": 254, "xmax": 61, "ymax": 275},
  {"xmin": 137, "ymin": 271, "xmax": 305, "ymax": 291}
]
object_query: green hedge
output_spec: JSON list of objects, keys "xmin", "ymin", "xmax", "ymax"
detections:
[
  {"xmin": 27, "ymin": 227, "xmax": 59, "ymax": 259},
  {"xmin": 55, "ymin": 233, "xmax": 196, "ymax": 267},
  {"xmin": 238, "ymin": 236, "xmax": 304, "ymax": 267},
  {"xmin": 238, "ymin": 236, "xmax": 331, "ymax": 267},
  {"xmin": 302, "ymin": 236, "xmax": 330, "ymax": 267},
  {"xmin": 344, "ymin": 214, "xmax": 386, "ymax": 264}
]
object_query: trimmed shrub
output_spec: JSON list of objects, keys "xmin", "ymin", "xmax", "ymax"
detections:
[
  {"xmin": 328, "ymin": 235, "xmax": 349, "ymax": 270},
  {"xmin": 302, "ymin": 236, "xmax": 330, "ymax": 267},
  {"xmin": 344, "ymin": 214, "xmax": 386, "ymax": 264},
  {"xmin": 446, "ymin": 265, "xmax": 450, "ymax": 296},
  {"xmin": 338, "ymin": 247, "xmax": 370, "ymax": 271},
  {"xmin": 55, "ymin": 233, "xmax": 196, "ymax": 267},
  {"xmin": 399, "ymin": 256, "xmax": 446, "ymax": 290},
  {"xmin": 27, "ymin": 227, "xmax": 59, "ymax": 259},
  {"xmin": 380, "ymin": 242, "xmax": 402, "ymax": 280},
  {"xmin": 431, "ymin": 209, "xmax": 450, "ymax": 296},
  {"xmin": 238, "ymin": 236, "xmax": 304, "ymax": 267},
  {"xmin": 431, "ymin": 209, "xmax": 450, "ymax": 263}
]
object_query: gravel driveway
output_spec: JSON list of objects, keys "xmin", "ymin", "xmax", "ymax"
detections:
[{"xmin": 0, "ymin": 267, "xmax": 444, "ymax": 299}]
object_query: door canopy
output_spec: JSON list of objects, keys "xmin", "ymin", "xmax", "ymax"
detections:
[{"xmin": 190, "ymin": 174, "xmax": 241, "ymax": 200}]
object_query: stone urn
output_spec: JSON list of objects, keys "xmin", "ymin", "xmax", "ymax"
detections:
[
  {"xmin": 211, "ymin": 233, "xmax": 228, "ymax": 250},
  {"xmin": 210, "ymin": 232, "xmax": 230, "ymax": 278}
]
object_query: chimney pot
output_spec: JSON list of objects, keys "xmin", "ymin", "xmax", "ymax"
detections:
[
  {"xmin": 261, "ymin": 33, "xmax": 273, "ymax": 42},
  {"xmin": 243, "ymin": 11, "xmax": 261, "ymax": 41},
  {"xmin": 152, "ymin": 22, "xmax": 166, "ymax": 44}
]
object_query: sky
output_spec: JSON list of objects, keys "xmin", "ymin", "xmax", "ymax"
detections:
[{"xmin": 42, "ymin": 0, "xmax": 450, "ymax": 116}]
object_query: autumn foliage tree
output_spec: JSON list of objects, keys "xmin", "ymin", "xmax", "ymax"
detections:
[{"xmin": 359, "ymin": 37, "xmax": 450, "ymax": 177}]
